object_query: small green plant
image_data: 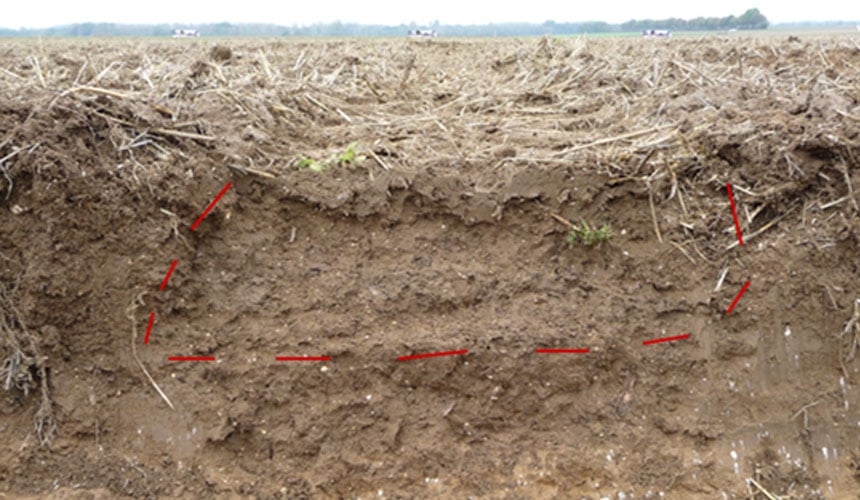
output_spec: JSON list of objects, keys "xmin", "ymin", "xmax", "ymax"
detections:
[
  {"xmin": 336, "ymin": 142, "xmax": 366, "ymax": 166},
  {"xmin": 566, "ymin": 221, "xmax": 612, "ymax": 247},
  {"xmin": 297, "ymin": 156, "xmax": 328, "ymax": 173},
  {"xmin": 296, "ymin": 142, "xmax": 366, "ymax": 173}
]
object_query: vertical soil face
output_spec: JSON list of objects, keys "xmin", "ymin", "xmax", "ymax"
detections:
[{"xmin": 1, "ymin": 37, "xmax": 860, "ymax": 498}]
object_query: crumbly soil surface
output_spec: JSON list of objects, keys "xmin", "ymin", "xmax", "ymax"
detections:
[{"xmin": 1, "ymin": 36, "xmax": 860, "ymax": 499}]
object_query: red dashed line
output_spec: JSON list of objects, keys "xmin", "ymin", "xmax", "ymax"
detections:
[
  {"xmin": 535, "ymin": 348, "xmax": 590, "ymax": 354},
  {"xmin": 397, "ymin": 349, "xmax": 468, "ymax": 361},
  {"xmin": 726, "ymin": 183, "xmax": 744, "ymax": 246},
  {"xmin": 726, "ymin": 281, "xmax": 751, "ymax": 314},
  {"xmin": 140, "ymin": 178, "xmax": 752, "ymax": 370},
  {"xmin": 643, "ymin": 333, "xmax": 690, "ymax": 346},
  {"xmin": 160, "ymin": 259, "xmax": 178, "ymax": 290},
  {"xmin": 275, "ymin": 356, "xmax": 332, "ymax": 362},
  {"xmin": 190, "ymin": 182, "xmax": 232, "ymax": 231},
  {"xmin": 168, "ymin": 356, "xmax": 216, "ymax": 361},
  {"xmin": 143, "ymin": 312, "xmax": 155, "ymax": 344}
]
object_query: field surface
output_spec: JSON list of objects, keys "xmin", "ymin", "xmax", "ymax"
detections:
[{"xmin": 1, "ymin": 35, "xmax": 860, "ymax": 498}]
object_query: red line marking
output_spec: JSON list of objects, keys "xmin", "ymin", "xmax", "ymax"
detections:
[
  {"xmin": 159, "ymin": 259, "xmax": 178, "ymax": 290},
  {"xmin": 397, "ymin": 349, "xmax": 468, "ymax": 361},
  {"xmin": 143, "ymin": 312, "xmax": 155, "ymax": 344},
  {"xmin": 643, "ymin": 333, "xmax": 690, "ymax": 345},
  {"xmin": 535, "ymin": 348, "xmax": 590, "ymax": 354},
  {"xmin": 726, "ymin": 183, "xmax": 743, "ymax": 246},
  {"xmin": 726, "ymin": 281, "xmax": 751, "ymax": 314},
  {"xmin": 190, "ymin": 182, "xmax": 232, "ymax": 231},
  {"xmin": 275, "ymin": 356, "xmax": 332, "ymax": 361},
  {"xmin": 168, "ymin": 356, "xmax": 216, "ymax": 361}
]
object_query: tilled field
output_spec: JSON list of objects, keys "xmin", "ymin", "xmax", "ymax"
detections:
[{"xmin": 1, "ymin": 35, "xmax": 860, "ymax": 498}]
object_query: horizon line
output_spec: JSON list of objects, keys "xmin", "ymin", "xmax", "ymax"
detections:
[{"xmin": 2, "ymin": 19, "xmax": 859, "ymax": 31}]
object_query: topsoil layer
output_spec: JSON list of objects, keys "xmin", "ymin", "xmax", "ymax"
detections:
[{"xmin": 1, "ymin": 36, "xmax": 860, "ymax": 498}]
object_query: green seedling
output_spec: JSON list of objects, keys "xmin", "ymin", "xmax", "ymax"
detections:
[
  {"xmin": 336, "ymin": 142, "xmax": 366, "ymax": 166},
  {"xmin": 296, "ymin": 143, "xmax": 366, "ymax": 173},
  {"xmin": 297, "ymin": 156, "xmax": 328, "ymax": 173},
  {"xmin": 566, "ymin": 221, "xmax": 612, "ymax": 247}
]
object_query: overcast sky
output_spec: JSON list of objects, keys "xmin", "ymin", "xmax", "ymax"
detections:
[{"xmin": 3, "ymin": 1, "xmax": 859, "ymax": 29}]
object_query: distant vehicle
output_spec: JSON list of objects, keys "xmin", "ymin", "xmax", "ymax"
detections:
[
  {"xmin": 172, "ymin": 29, "xmax": 200, "ymax": 38},
  {"xmin": 408, "ymin": 29, "xmax": 437, "ymax": 38},
  {"xmin": 642, "ymin": 29, "xmax": 671, "ymax": 38}
]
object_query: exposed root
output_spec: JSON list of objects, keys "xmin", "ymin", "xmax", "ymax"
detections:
[
  {"xmin": 34, "ymin": 372, "xmax": 56, "ymax": 446},
  {"xmin": 0, "ymin": 280, "xmax": 55, "ymax": 446},
  {"xmin": 748, "ymin": 477, "xmax": 781, "ymax": 500},
  {"xmin": 126, "ymin": 292, "xmax": 175, "ymax": 410},
  {"xmin": 839, "ymin": 298, "xmax": 860, "ymax": 381}
]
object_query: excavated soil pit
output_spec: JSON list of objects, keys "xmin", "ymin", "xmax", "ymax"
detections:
[{"xmin": 1, "ymin": 36, "xmax": 860, "ymax": 498}]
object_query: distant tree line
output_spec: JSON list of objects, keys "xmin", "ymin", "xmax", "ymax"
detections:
[
  {"xmin": 0, "ymin": 22, "xmax": 289, "ymax": 37},
  {"xmin": 0, "ymin": 9, "xmax": 770, "ymax": 37},
  {"xmin": 619, "ymin": 8, "xmax": 769, "ymax": 31}
]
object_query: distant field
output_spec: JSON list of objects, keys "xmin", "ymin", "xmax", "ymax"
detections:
[
  {"xmin": 1, "ymin": 25, "xmax": 859, "ymax": 41},
  {"xmin": 573, "ymin": 25, "xmax": 860, "ymax": 38}
]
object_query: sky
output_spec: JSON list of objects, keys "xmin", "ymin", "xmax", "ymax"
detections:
[{"xmin": 3, "ymin": 0, "xmax": 859, "ymax": 29}]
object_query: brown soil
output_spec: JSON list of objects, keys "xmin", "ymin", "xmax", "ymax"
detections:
[{"xmin": 1, "ymin": 35, "xmax": 860, "ymax": 499}]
